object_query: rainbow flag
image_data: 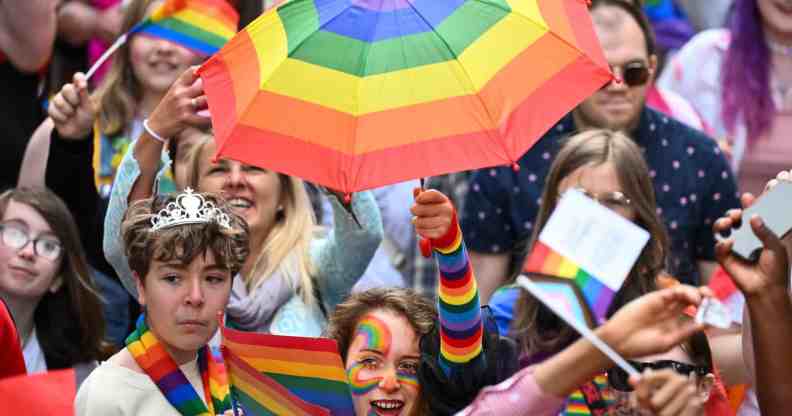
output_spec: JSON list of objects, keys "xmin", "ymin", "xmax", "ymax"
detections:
[
  {"xmin": 523, "ymin": 241, "xmax": 614, "ymax": 326},
  {"xmin": 134, "ymin": 0, "xmax": 239, "ymax": 56},
  {"xmin": 221, "ymin": 326, "xmax": 355, "ymax": 416}
]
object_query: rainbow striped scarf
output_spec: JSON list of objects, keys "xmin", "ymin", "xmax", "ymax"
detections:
[
  {"xmin": 126, "ymin": 314, "xmax": 231, "ymax": 415},
  {"xmin": 564, "ymin": 374, "xmax": 613, "ymax": 415}
]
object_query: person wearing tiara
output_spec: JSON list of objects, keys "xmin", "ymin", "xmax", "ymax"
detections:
[{"xmin": 75, "ymin": 189, "xmax": 248, "ymax": 416}]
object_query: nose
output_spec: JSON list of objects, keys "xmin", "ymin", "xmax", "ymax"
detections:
[
  {"xmin": 224, "ymin": 163, "xmax": 246, "ymax": 191},
  {"xmin": 154, "ymin": 38, "xmax": 175, "ymax": 54},
  {"xmin": 17, "ymin": 241, "xmax": 36, "ymax": 261},
  {"xmin": 378, "ymin": 370, "xmax": 399, "ymax": 393},
  {"xmin": 184, "ymin": 279, "xmax": 205, "ymax": 307}
]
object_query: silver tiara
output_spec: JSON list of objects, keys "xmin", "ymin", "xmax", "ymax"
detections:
[{"xmin": 150, "ymin": 188, "xmax": 231, "ymax": 231}]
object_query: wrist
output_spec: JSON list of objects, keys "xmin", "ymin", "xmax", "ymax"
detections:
[
  {"xmin": 143, "ymin": 118, "xmax": 169, "ymax": 144},
  {"xmin": 746, "ymin": 285, "xmax": 792, "ymax": 312}
]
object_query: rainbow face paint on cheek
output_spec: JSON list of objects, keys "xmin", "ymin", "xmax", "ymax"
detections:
[
  {"xmin": 353, "ymin": 315, "xmax": 392, "ymax": 353},
  {"xmin": 396, "ymin": 369, "xmax": 420, "ymax": 392},
  {"xmin": 347, "ymin": 361, "xmax": 381, "ymax": 396}
]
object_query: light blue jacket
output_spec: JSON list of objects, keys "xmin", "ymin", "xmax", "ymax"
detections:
[{"xmin": 102, "ymin": 142, "xmax": 383, "ymax": 336}]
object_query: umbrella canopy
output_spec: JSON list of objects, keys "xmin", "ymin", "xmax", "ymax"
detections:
[{"xmin": 198, "ymin": 0, "xmax": 611, "ymax": 194}]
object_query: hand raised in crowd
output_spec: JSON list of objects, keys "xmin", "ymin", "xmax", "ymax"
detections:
[
  {"xmin": 146, "ymin": 66, "xmax": 211, "ymax": 141},
  {"xmin": 48, "ymin": 72, "xmax": 96, "ymax": 139},
  {"xmin": 713, "ymin": 177, "xmax": 791, "ymax": 299},
  {"xmin": 410, "ymin": 188, "xmax": 454, "ymax": 240},
  {"xmin": 597, "ymin": 285, "xmax": 711, "ymax": 359},
  {"xmin": 629, "ymin": 369, "xmax": 704, "ymax": 416}
]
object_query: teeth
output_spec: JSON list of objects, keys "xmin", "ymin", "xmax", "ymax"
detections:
[
  {"xmin": 372, "ymin": 401, "xmax": 403, "ymax": 410},
  {"xmin": 228, "ymin": 198, "xmax": 252, "ymax": 209}
]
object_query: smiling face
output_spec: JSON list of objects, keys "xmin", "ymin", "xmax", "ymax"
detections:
[
  {"xmin": 758, "ymin": 0, "xmax": 792, "ymax": 41},
  {"xmin": 195, "ymin": 141, "xmax": 283, "ymax": 245},
  {"xmin": 575, "ymin": 4, "xmax": 656, "ymax": 132},
  {"xmin": 135, "ymin": 250, "xmax": 232, "ymax": 364},
  {"xmin": 128, "ymin": 2, "xmax": 202, "ymax": 97},
  {"xmin": 0, "ymin": 200, "xmax": 63, "ymax": 303},
  {"xmin": 345, "ymin": 310, "xmax": 421, "ymax": 416}
]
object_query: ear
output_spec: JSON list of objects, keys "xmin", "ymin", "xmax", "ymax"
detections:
[
  {"xmin": 134, "ymin": 271, "xmax": 146, "ymax": 306},
  {"xmin": 648, "ymin": 54, "xmax": 659, "ymax": 79},
  {"xmin": 697, "ymin": 373, "xmax": 715, "ymax": 402},
  {"xmin": 49, "ymin": 276, "xmax": 63, "ymax": 293}
]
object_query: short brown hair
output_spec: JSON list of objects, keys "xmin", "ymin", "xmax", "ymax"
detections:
[
  {"xmin": 326, "ymin": 288, "xmax": 436, "ymax": 363},
  {"xmin": 590, "ymin": 0, "xmax": 656, "ymax": 56},
  {"xmin": 513, "ymin": 129, "xmax": 667, "ymax": 356},
  {"xmin": 121, "ymin": 192, "xmax": 249, "ymax": 279}
]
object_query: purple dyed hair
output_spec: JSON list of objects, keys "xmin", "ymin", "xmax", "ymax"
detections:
[{"xmin": 722, "ymin": 0, "xmax": 774, "ymax": 143}]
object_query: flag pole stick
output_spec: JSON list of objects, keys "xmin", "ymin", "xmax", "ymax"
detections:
[
  {"xmin": 85, "ymin": 33, "xmax": 128, "ymax": 81},
  {"xmin": 515, "ymin": 275, "xmax": 640, "ymax": 378}
]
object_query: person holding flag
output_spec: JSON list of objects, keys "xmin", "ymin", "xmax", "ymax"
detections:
[{"xmin": 75, "ymin": 189, "xmax": 248, "ymax": 415}]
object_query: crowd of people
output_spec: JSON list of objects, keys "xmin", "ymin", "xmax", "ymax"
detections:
[{"xmin": 0, "ymin": 0, "xmax": 790, "ymax": 415}]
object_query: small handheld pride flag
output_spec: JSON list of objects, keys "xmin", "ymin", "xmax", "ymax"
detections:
[
  {"xmin": 221, "ymin": 325, "xmax": 356, "ymax": 416},
  {"xmin": 522, "ymin": 189, "xmax": 650, "ymax": 326},
  {"xmin": 86, "ymin": 0, "xmax": 239, "ymax": 80}
]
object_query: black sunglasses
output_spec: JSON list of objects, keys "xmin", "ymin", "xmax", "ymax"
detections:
[
  {"xmin": 607, "ymin": 360, "xmax": 710, "ymax": 392},
  {"xmin": 602, "ymin": 62, "xmax": 650, "ymax": 89}
]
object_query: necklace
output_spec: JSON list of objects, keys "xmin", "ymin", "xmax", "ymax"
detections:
[{"xmin": 767, "ymin": 38, "xmax": 792, "ymax": 57}]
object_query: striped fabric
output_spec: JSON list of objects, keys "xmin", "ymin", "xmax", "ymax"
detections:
[
  {"xmin": 523, "ymin": 241, "xmax": 615, "ymax": 326},
  {"xmin": 125, "ymin": 314, "xmax": 230, "ymax": 416},
  {"xmin": 432, "ymin": 208, "xmax": 483, "ymax": 375},
  {"xmin": 135, "ymin": 0, "xmax": 239, "ymax": 56},
  {"xmin": 221, "ymin": 325, "xmax": 355, "ymax": 415},
  {"xmin": 563, "ymin": 374, "xmax": 612, "ymax": 415},
  {"xmin": 197, "ymin": 0, "xmax": 611, "ymax": 194}
]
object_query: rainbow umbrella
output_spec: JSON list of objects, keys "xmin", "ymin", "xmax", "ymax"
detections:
[{"xmin": 198, "ymin": 0, "xmax": 611, "ymax": 194}]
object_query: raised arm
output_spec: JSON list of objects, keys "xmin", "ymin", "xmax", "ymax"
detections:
[
  {"xmin": 714, "ymin": 180, "xmax": 792, "ymax": 416},
  {"xmin": 461, "ymin": 285, "xmax": 711, "ymax": 415},
  {"xmin": 312, "ymin": 190, "xmax": 383, "ymax": 312},
  {"xmin": 0, "ymin": 0, "xmax": 57, "ymax": 72},
  {"xmin": 412, "ymin": 189, "xmax": 483, "ymax": 374}
]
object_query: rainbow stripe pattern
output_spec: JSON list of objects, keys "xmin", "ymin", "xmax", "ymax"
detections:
[
  {"xmin": 221, "ymin": 325, "xmax": 355, "ymax": 416},
  {"xmin": 125, "ymin": 314, "xmax": 230, "ymax": 415},
  {"xmin": 432, "ymin": 209, "xmax": 483, "ymax": 375},
  {"xmin": 564, "ymin": 374, "xmax": 612, "ymax": 415},
  {"xmin": 523, "ymin": 241, "xmax": 615, "ymax": 326},
  {"xmin": 198, "ymin": 0, "xmax": 611, "ymax": 194},
  {"xmin": 353, "ymin": 315, "xmax": 391, "ymax": 353},
  {"xmin": 134, "ymin": 0, "xmax": 239, "ymax": 56}
]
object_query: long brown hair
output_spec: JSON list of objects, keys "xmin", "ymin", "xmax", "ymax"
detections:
[
  {"xmin": 0, "ymin": 188, "xmax": 109, "ymax": 368},
  {"xmin": 92, "ymin": 0, "xmax": 154, "ymax": 137},
  {"xmin": 512, "ymin": 129, "xmax": 668, "ymax": 357}
]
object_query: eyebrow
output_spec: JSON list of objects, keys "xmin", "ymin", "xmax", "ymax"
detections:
[{"xmin": 1, "ymin": 219, "xmax": 57, "ymax": 238}]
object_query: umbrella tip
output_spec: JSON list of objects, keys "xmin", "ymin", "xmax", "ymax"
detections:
[
  {"xmin": 613, "ymin": 74, "xmax": 624, "ymax": 85},
  {"xmin": 344, "ymin": 193, "xmax": 352, "ymax": 204},
  {"xmin": 511, "ymin": 162, "xmax": 520, "ymax": 172}
]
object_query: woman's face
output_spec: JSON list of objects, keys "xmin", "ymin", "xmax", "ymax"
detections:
[
  {"xmin": 757, "ymin": 0, "xmax": 792, "ymax": 41},
  {"xmin": 557, "ymin": 162, "xmax": 636, "ymax": 222},
  {"xmin": 196, "ymin": 141, "xmax": 283, "ymax": 245},
  {"xmin": 0, "ymin": 200, "xmax": 63, "ymax": 302},
  {"xmin": 610, "ymin": 346, "xmax": 712, "ymax": 415},
  {"xmin": 345, "ymin": 309, "xmax": 421, "ymax": 416},
  {"xmin": 129, "ymin": 2, "xmax": 203, "ymax": 96}
]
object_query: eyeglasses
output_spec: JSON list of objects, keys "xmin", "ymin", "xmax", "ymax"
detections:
[
  {"xmin": 602, "ymin": 62, "xmax": 651, "ymax": 89},
  {"xmin": 574, "ymin": 187, "xmax": 632, "ymax": 211},
  {"xmin": 0, "ymin": 224, "xmax": 63, "ymax": 262},
  {"xmin": 607, "ymin": 360, "xmax": 711, "ymax": 392}
]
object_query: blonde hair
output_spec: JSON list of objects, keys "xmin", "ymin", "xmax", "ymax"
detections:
[
  {"xmin": 187, "ymin": 137, "xmax": 319, "ymax": 304},
  {"xmin": 92, "ymin": 0, "xmax": 154, "ymax": 137}
]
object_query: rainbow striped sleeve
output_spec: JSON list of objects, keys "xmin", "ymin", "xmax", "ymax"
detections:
[{"xmin": 432, "ymin": 209, "xmax": 483, "ymax": 376}]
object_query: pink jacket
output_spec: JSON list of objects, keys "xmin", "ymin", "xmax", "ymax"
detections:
[{"xmin": 456, "ymin": 366, "xmax": 564, "ymax": 416}]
